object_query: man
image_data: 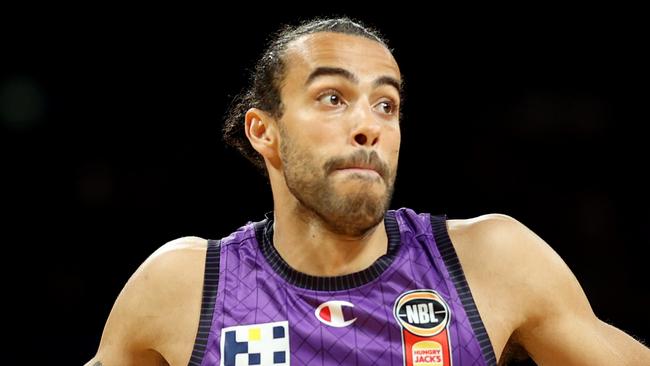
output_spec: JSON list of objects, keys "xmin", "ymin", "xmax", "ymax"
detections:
[{"xmin": 85, "ymin": 17, "xmax": 649, "ymax": 365}]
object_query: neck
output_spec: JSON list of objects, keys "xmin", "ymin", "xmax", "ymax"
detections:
[{"xmin": 271, "ymin": 199, "xmax": 388, "ymax": 277}]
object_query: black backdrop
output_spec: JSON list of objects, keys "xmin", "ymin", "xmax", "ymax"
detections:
[{"xmin": 3, "ymin": 8, "xmax": 648, "ymax": 365}]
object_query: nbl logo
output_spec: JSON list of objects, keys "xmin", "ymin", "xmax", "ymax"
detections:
[
  {"xmin": 395, "ymin": 292, "xmax": 450, "ymax": 336},
  {"xmin": 394, "ymin": 290, "xmax": 452, "ymax": 366}
]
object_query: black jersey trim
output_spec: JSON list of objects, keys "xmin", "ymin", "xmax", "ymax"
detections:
[
  {"xmin": 254, "ymin": 210, "xmax": 401, "ymax": 291},
  {"xmin": 188, "ymin": 239, "xmax": 221, "ymax": 366},
  {"xmin": 430, "ymin": 215, "xmax": 498, "ymax": 366}
]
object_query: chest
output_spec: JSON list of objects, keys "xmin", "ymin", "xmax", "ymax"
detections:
[{"xmin": 213, "ymin": 254, "xmax": 487, "ymax": 365}]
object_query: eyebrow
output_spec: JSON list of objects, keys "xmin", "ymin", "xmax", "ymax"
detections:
[
  {"xmin": 304, "ymin": 66, "xmax": 402, "ymax": 94},
  {"xmin": 373, "ymin": 75, "xmax": 402, "ymax": 94}
]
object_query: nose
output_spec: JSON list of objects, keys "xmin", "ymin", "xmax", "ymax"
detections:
[{"xmin": 351, "ymin": 104, "xmax": 381, "ymax": 147}]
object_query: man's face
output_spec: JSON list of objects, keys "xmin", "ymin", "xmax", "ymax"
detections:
[{"xmin": 277, "ymin": 32, "xmax": 401, "ymax": 236}]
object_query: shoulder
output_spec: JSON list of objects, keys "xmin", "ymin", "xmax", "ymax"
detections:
[
  {"xmin": 446, "ymin": 213, "xmax": 575, "ymax": 310},
  {"xmin": 92, "ymin": 236, "xmax": 209, "ymax": 364},
  {"xmin": 445, "ymin": 213, "xmax": 543, "ymax": 282},
  {"xmin": 127, "ymin": 236, "xmax": 209, "ymax": 304},
  {"xmin": 446, "ymin": 213, "xmax": 556, "ymax": 272},
  {"xmin": 119, "ymin": 235, "xmax": 209, "ymax": 301},
  {"xmin": 446, "ymin": 214, "xmax": 594, "ymax": 344},
  {"xmin": 116, "ymin": 234, "xmax": 209, "ymax": 318},
  {"xmin": 125, "ymin": 235, "xmax": 209, "ymax": 327},
  {"xmin": 446, "ymin": 213, "xmax": 529, "ymax": 243},
  {"xmin": 144, "ymin": 236, "xmax": 209, "ymax": 275}
]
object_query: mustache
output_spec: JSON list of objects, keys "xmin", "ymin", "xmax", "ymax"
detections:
[{"xmin": 323, "ymin": 150, "xmax": 390, "ymax": 179}]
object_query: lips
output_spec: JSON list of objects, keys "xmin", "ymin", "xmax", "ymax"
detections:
[
  {"xmin": 335, "ymin": 166, "xmax": 381, "ymax": 178},
  {"xmin": 336, "ymin": 165, "xmax": 378, "ymax": 173},
  {"xmin": 324, "ymin": 150, "xmax": 389, "ymax": 179}
]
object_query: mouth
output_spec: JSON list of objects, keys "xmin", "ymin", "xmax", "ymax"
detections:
[
  {"xmin": 334, "ymin": 166, "xmax": 381, "ymax": 178},
  {"xmin": 325, "ymin": 151, "xmax": 388, "ymax": 180}
]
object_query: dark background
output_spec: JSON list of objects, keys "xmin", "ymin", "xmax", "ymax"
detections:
[{"xmin": 3, "ymin": 8, "xmax": 648, "ymax": 365}]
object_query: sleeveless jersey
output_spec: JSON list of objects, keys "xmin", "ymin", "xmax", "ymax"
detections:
[{"xmin": 188, "ymin": 208, "xmax": 496, "ymax": 366}]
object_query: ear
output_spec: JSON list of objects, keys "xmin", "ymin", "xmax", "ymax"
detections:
[{"xmin": 244, "ymin": 108, "xmax": 281, "ymax": 169}]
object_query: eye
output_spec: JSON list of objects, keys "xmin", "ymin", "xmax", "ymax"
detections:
[
  {"xmin": 317, "ymin": 91, "xmax": 344, "ymax": 107},
  {"xmin": 374, "ymin": 100, "xmax": 398, "ymax": 115}
]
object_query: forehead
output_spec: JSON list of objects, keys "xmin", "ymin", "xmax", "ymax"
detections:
[{"xmin": 282, "ymin": 32, "xmax": 401, "ymax": 87}]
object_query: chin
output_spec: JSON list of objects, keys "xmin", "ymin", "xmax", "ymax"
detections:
[
  {"xmin": 332, "ymin": 211, "xmax": 385, "ymax": 237},
  {"xmin": 323, "ymin": 194, "xmax": 389, "ymax": 236}
]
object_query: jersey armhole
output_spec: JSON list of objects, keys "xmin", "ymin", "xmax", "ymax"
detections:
[
  {"xmin": 188, "ymin": 239, "xmax": 221, "ymax": 366},
  {"xmin": 430, "ymin": 215, "xmax": 498, "ymax": 366}
]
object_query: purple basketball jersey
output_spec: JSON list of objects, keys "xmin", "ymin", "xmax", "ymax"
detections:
[{"xmin": 188, "ymin": 208, "xmax": 496, "ymax": 366}]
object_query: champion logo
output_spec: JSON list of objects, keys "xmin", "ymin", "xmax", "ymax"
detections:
[{"xmin": 314, "ymin": 300, "xmax": 357, "ymax": 327}]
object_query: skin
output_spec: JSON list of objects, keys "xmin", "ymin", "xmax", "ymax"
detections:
[{"xmin": 86, "ymin": 32, "xmax": 650, "ymax": 365}]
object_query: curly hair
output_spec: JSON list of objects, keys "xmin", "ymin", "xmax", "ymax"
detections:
[{"xmin": 222, "ymin": 17, "xmax": 390, "ymax": 176}]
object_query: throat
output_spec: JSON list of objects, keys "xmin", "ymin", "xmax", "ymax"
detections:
[
  {"xmin": 255, "ymin": 210, "xmax": 401, "ymax": 290},
  {"xmin": 272, "ymin": 222, "xmax": 388, "ymax": 277}
]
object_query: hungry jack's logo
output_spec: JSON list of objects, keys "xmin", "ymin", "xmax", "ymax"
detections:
[{"xmin": 393, "ymin": 290, "xmax": 452, "ymax": 366}]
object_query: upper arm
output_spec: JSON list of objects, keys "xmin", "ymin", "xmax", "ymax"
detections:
[
  {"xmin": 508, "ymin": 221, "xmax": 650, "ymax": 365},
  {"xmin": 520, "ymin": 313, "xmax": 650, "ymax": 365},
  {"xmin": 87, "ymin": 236, "xmax": 207, "ymax": 366},
  {"xmin": 469, "ymin": 215, "xmax": 650, "ymax": 365}
]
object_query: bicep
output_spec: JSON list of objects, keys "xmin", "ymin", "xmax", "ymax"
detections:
[
  {"xmin": 85, "ymin": 348, "xmax": 167, "ymax": 366},
  {"xmin": 507, "ymin": 221, "xmax": 650, "ymax": 365},
  {"xmin": 88, "ymin": 265, "xmax": 168, "ymax": 366},
  {"xmin": 520, "ymin": 312, "xmax": 650, "ymax": 365}
]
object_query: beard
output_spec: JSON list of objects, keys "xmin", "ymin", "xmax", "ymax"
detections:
[{"xmin": 279, "ymin": 130, "xmax": 396, "ymax": 237}]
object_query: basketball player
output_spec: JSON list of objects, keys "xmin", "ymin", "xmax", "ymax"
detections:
[{"xmin": 85, "ymin": 17, "xmax": 650, "ymax": 365}]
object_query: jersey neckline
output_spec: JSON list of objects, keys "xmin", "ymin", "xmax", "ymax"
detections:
[{"xmin": 254, "ymin": 210, "xmax": 401, "ymax": 291}]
